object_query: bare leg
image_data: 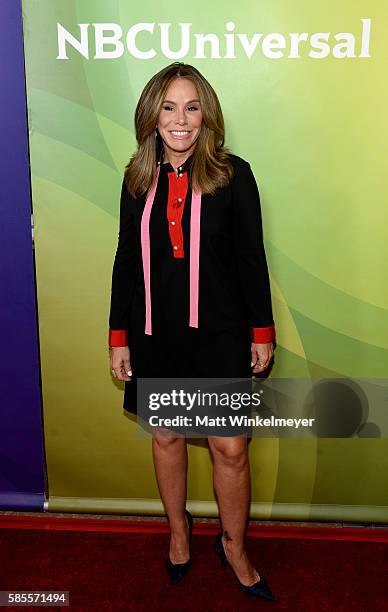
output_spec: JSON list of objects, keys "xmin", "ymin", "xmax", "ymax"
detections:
[
  {"xmin": 152, "ymin": 427, "xmax": 189, "ymax": 564},
  {"xmin": 208, "ymin": 436, "xmax": 259, "ymax": 586}
]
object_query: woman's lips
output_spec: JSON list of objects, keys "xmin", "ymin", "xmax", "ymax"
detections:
[{"xmin": 170, "ymin": 130, "xmax": 192, "ymax": 139}]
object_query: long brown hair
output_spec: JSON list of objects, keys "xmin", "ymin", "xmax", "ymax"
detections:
[{"xmin": 124, "ymin": 62, "xmax": 234, "ymax": 198}]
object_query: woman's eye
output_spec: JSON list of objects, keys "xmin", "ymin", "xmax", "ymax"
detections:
[{"xmin": 162, "ymin": 105, "xmax": 199, "ymax": 112}]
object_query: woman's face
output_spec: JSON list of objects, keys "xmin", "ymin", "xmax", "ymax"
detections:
[{"xmin": 157, "ymin": 77, "xmax": 203, "ymax": 159}]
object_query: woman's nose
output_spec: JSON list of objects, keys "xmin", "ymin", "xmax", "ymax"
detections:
[{"xmin": 176, "ymin": 109, "xmax": 187, "ymax": 124}]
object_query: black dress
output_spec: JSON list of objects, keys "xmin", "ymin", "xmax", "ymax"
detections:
[{"xmin": 108, "ymin": 152, "xmax": 275, "ymax": 416}]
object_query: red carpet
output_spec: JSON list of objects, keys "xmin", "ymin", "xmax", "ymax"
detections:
[{"xmin": 1, "ymin": 516, "xmax": 387, "ymax": 611}]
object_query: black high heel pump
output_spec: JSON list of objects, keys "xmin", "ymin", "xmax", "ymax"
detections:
[
  {"xmin": 214, "ymin": 532, "xmax": 275, "ymax": 601},
  {"xmin": 166, "ymin": 510, "xmax": 193, "ymax": 584}
]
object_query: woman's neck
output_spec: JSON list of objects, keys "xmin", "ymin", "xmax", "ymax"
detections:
[{"xmin": 162, "ymin": 149, "xmax": 191, "ymax": 174}]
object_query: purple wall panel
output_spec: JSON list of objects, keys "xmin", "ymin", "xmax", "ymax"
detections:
[{"xmin": 0, "ymin": 0, "xmax": 45, "ymax": 509}]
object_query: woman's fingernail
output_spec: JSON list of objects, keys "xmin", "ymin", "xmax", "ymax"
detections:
[
  {"xmin": 251, "ymin": 362, "xmax": 254, "ymax": 367},
  {"xmin": 127, "ymin": 371, "xmax": 132, "ymax": 376}
]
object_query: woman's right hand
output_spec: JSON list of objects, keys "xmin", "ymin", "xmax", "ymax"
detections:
[{"xmin": 109, "ymin": 346, "xmax": 132, "ymax": 381}]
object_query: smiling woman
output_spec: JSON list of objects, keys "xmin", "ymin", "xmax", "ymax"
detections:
[
  {"xmin": 108, "ymin": 62, "xmax": 276, "ymax": 600},
  {"xmin": 157, "ymin": 79, "xmax": 203, "ymax": 156},
  {"xmin": 123, "ymin": 63, "xmax": 234, "ymax": 198}
]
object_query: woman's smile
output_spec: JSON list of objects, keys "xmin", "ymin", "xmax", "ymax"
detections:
[{"xmin": 170, "ymin": 130, "xmax": 192, "ymax": 139}]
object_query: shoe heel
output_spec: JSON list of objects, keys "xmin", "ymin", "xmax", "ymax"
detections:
[
  {"xmin": 214, "ymin": 532, "xmax": 276, "ymax": 600},
  {"xmin": 166, "ymin": 509, "xmax": 193, "ymax": 585},
  {"xmin": 214, "ymin": 532, "xmax": 228, "ymax": 568},
  {"xmin": 185, "ymin": 509, "xmax": 193, "ymax": 546}
]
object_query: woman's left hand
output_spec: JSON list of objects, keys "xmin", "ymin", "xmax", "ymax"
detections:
[{"xmin": 251, "ymin": 342, "xmax": 274, "ymax": 374}]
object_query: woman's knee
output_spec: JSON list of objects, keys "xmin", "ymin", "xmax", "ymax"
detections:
[
  {"xmin": 152, "ymin": 428, "xmax": 185, "ymax": 451},
  {"xmin": 208, "ymin": 437, "xmax": 248, "ymax": 469}
]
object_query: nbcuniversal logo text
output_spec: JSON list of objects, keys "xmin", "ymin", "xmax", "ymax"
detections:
[{"xmin": 56, "ymin": 19, "xmax": 372, "ymax": 61}]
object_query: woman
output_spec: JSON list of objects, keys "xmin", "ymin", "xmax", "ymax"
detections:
[{"xmin": 109, "ymin": 62, "xmax": 276, "ymax": 601}]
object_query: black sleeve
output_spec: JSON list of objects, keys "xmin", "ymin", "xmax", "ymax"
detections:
[
  {"xmin": 108, "ymin": 178, "xmax": 139, "ymax": 343},
  {"xmin": 231, "ymin": 159, "xmax": 275, "ymax": 330}
]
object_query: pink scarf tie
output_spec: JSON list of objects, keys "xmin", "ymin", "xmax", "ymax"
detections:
[{"xmin": 140, "ymin": 164, "xmax": 202, "ymax": 335}]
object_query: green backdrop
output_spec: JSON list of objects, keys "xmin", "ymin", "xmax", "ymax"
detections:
[{"xmin": 22, "ymin": 0, "xmax": 388, "ymax": 521}]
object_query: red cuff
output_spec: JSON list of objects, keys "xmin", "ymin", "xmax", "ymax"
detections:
[
  {"xmin": 109, "ymin": 329, "xmax": 128, "ymax": 347},
  {"xmin": 251, "ymin": 324, "xmax": 275, "ymax": 344}
]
